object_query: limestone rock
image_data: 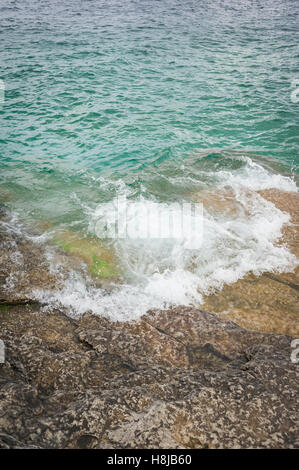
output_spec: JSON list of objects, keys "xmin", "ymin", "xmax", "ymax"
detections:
[{"xmin": 0, "ymin": 303, "xmax": 298, "ymax": 449}]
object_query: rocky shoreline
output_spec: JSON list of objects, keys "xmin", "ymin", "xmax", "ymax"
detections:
[
  {"xmin": 0, "ymin": 208, "xmax": 298, "ymax": 448},
  {"xmin": 201, "ymin": 189, "xmax": 299, "ymax": 337}
]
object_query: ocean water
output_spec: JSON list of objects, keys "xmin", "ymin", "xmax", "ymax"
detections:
[{"xmin": 0, "ymin": 0, "xmax": 298, "ymax": 320}]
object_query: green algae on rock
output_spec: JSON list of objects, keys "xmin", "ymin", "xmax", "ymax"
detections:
[{"xmin": 53, "ymin": 231, "xmax": 118, "ymax": 279}]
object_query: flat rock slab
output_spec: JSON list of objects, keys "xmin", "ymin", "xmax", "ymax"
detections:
[{"xmin": 0, "ymin": 303, "xmax": 298, "ymax": 449}]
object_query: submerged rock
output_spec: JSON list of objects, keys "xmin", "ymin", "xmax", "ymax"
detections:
[
  {"xmin": 201, "ymin": 189, "xmax": 299, "ymax": 336},
  {"xmin": 52, "ymin": 230, "xmax": 119, "ymax": 280}
]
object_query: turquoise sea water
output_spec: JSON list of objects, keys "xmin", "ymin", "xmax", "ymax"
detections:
[{"xmin": 0, "ymin": 0, "xmax": 298, "ymax": 319}]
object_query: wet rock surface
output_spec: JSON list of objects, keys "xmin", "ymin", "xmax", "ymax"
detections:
[
  {"xmin": 0, "ymin": 302, "xmax": 298, "ymax": 449},
  {"xmin": 202, "ymin": 189, "xmax": 299, "ymax": 336},
  {"xmin": 0, "ymin": 208, "xmax": 298, "ymax": 448}
]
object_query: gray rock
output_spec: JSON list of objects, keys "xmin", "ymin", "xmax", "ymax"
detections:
[
  {"xmin": 0, "ymin": 302, "xmax": 298, "ymax": 449},
  {"xmin": 0, "ymin": 210, "xmax": 298, "ymax": 448}
]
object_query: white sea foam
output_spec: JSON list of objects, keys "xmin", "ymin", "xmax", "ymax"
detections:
[
  {"xmin": 216, "ymin": 156, "xmax": 297, "ymax": 192},
  {"xmin": 30, "ymin": 155, "xmax": 298, "ymax": 321}
]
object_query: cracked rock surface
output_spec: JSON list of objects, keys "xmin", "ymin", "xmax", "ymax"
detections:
[
  {"xmin": 0, "ymin": 209, "xmax": 298, "ymax": 448},
  {"xmin": 0, "ymin": 302, "xmax": 298, "ymax": 449}
]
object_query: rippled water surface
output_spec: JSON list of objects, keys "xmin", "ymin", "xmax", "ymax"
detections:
[{"xmin": 0, "ymin": 0, "xmax": 298, "ymax": 319}]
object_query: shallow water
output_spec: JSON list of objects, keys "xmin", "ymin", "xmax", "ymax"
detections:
[{"xmin": 0, "ymin": 0, "xmax": 298, "ymax": 320}]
